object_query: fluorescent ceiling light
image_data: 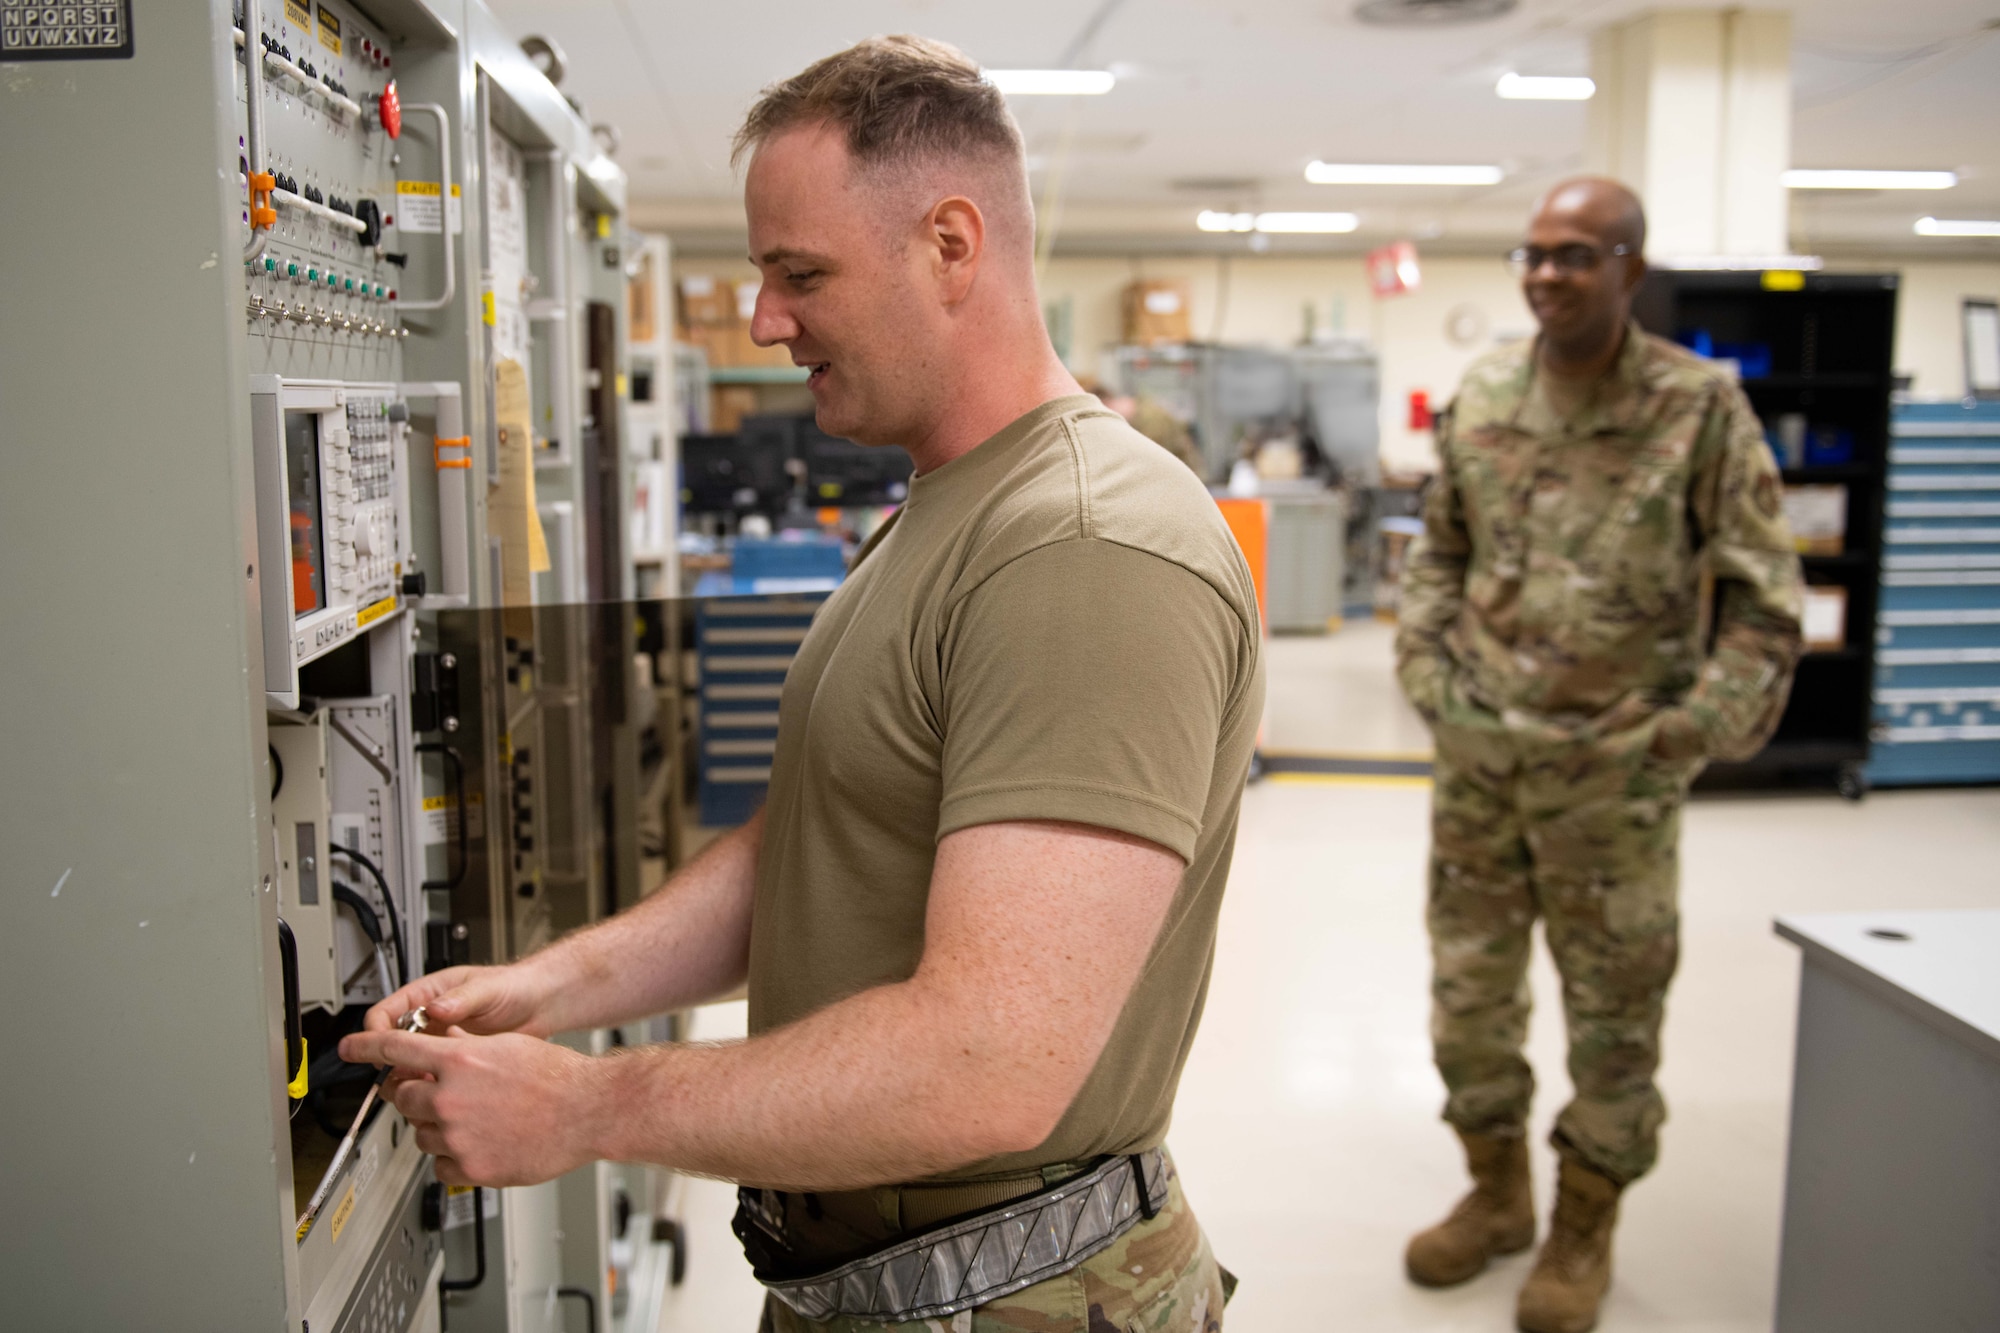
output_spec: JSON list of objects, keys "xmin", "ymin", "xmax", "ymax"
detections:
[
  {"xmin": 1915, "ymin": 217, "xmax": 2000, "ymax": 237},
  {"xmin": 1651, "ymin": 254, "xmax": 1824, "ymax": 272},
  {"xmin": 1783, "ymin": 169, "xmax": 1957, "ymax": 190},
  {"xmin": 1306, "ymin": 161, "xmax": 1503, "ymax": 186},
  {"xmin": 985, "ymin": 69, "xmax": 1115, "ymax": 95},
  {"xmin": 1254, "ymin": 212, "xmax": 1359, "ymax": 233},
  {"xmin": 1496, "ymin": 73, "xmax": 1595, "ymax": 100},
  {"xmin": 1197, "ymin": 211, "xmax": 1359, "ymax": 234}
]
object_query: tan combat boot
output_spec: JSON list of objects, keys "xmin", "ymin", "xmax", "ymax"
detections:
[
  {"xmin": 1405, "ymin": 1131, "xmax": 1536, "ymax": 1287},
  {"xmin": 1515, "ymin": 1158, "xmax": 1624, "ymax": 1333}
]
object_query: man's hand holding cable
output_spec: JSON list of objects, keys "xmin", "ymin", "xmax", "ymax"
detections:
[
  {"xmin": 361, "ymin": 962, "xmax": 561, "ymax": 1040},
  {"xmin": 338, "ymin": 1025, "xmax": 613, "ymax": 1188}
]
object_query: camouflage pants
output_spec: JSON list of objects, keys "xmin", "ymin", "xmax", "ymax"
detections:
[
  {"xmin": 756, "ymin": 1164, "xmax": 1229, "ymax": 1333},
  {"xmin": 1426, "ymin": 705, "xmax": 1695, "ymax": 1185}
]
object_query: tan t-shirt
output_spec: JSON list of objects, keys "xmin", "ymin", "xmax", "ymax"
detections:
[{"xmin": 746, "ymin": 394, "xmax": 1265, "ymax": 1182}]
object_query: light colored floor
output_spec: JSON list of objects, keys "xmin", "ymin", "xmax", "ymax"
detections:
[
  {"xmin": 659, "ymin": 625, "xmax": 2000, "ymax": 1332},
  {"xmin": 1262, "ymin": 621, "xmax": 1435, "ymax": 758}
]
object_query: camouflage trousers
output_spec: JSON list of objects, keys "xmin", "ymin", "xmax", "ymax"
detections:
[
  {"xmin": 757, "ymin": 1162, "xmax": 1230, "ymax": 1333},
  {"xmin": 1426, "ymin": 703, "xmax": 1697, "ymax": 1185}
]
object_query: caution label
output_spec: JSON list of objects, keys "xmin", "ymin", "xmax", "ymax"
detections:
[
  {"xmin": 443, "ymin": 1184, "xmax": 501, "ymax": 1230},
  {"xmin": 315, "ymin": 3, "xmax": 340, "ymax": 54},
  {"xmin": 355, "ymin": 594, "xmax": 397, "ymax": 629},
  {"xmin": 328, "ymin": 1184, "xmax": 357, "ymax": 1243},
  {"xmin": 396, "ymin": 181, "xmax": 462, "ymax": 236},
  {"xmin": 285, "ymin": 0, "xmax": 311, "ymax": 26},
  {"xmin": 422, "ymin": 793, "xmax": 454, "ymax": 844}
]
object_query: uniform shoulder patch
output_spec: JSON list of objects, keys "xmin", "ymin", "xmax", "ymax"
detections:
[{"xmin": 1754, "ymin": 470, "xmax": 1781, "ymax": 519}]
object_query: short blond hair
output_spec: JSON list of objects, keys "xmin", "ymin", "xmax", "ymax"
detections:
[{"xmin": 733, "ymin": 35, "xmax": 1024, "ymax": 177}]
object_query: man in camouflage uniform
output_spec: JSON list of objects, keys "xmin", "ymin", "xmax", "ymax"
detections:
[{"xmin": 1395, "ymin": 178, "xmax": 1803, "ymax": 1333}]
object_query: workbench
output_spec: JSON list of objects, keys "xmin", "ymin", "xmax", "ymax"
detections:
[{"xmin": 1772, "ymin": 910, "xmax": 2000, "ymax": 1331}]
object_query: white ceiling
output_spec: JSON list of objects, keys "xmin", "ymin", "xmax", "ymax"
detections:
[{"xmin": 486, "ymin": 0, "xmax": 2000, "ymax": 257}]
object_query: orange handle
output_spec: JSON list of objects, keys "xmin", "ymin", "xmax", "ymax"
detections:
[
  {"xmin": 434, "ymin": 436, "xmax": 472, "ymax": 471},
  {"xmin": 248, "ymin": 171, "xmax": 277, "ymax": 230}
]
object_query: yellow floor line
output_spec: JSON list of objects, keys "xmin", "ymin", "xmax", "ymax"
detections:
[{"xmin": 1265, "ymin": 772, "xmax": 1434, "ymax": 789}]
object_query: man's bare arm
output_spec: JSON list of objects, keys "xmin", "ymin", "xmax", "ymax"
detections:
[
  {"xmin": 351, "ymin": 818, "xmax": 1182, "ymax": 1191},
  {"xmin": 360, "ymin": 809, "xmax": 765, "ymax": 1039}
]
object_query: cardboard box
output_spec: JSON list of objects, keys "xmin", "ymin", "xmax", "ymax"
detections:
[
  {"xmin": 678, "ymin": 324, "xmax": 734, "ymax": 373},
  {"xmin": 1783, "ymin": 484, "xmax": 1847, "ymax": 556},
  {"xmin": 1802, "ymin": 585, "xmax": 1848, "ymax": 652},
  {"xmin": 709, "ymin": 386, "xmax": 759, "ymax": 434},
  {"xmin": 1122, "ymin": 279, "xmax": 1192, "ymax": 346},
  {"xmin": 727, "ymin": 324, "xmax": 794, "ymax": 370},
  {"xmin": 677, "ymin": 274, "xmax": 736, "ymax": 328}
]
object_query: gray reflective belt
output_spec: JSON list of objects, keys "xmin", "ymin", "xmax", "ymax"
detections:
[{"xmin": 760, "ymin": 1148, "xmax": 1170, "ymax": 1323}]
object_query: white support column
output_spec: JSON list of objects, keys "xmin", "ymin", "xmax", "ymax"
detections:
[{"xmin": 1586, "ymin": 9, "xmax": 1793, "ymax": 261}]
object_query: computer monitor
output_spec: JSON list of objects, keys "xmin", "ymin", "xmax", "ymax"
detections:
[
  {"xmin": 794, "ymin": 418, "xmax": 913, "ymax": 506},
  {"xmin": 679, "ymin": 432, "xmax": 793, "ymax": 514}
]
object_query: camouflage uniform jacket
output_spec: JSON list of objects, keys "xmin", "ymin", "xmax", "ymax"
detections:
[{"xmin": 1396, "ymin": 323, "xmax": 1804, "ymax": 761}]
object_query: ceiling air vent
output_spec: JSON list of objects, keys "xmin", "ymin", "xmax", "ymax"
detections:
[{"xmin": 1354, "ymin": 0, "xmax": 1517, "ymax": 26}]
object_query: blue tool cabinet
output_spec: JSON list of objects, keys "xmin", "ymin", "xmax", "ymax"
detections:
[
  {"xmin": 695, "ymin": 595, "xmax": 826, "ymax": 825},
  {"xmin": 1866, "ymin": 400, "xmax": 2000, "ymax": 787}
]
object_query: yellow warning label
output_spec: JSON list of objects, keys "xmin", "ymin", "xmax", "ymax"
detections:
[
  {"xmin": 328, "ymin": 1184, "xmax": 357, "ymax": 1243},
  {"xmin": 355, "ymin": 595, "xmax": 397, "ymax": 629},
  {"xmin": 615, "ymin": 373, "xmax": 629, "ymax": 398},
  {"xmin": 482, "ymin": 291, "xmax": 497, "ymax": 327},
  {"xmin": 315, "ymin": 4, "xmax": 341, "ymax": 54},
  {"xmin": 285, "ymin": 0, "xmax": 311, "ymax": 27},
  {"xmin": 1762, "ymin": 270, "xmax": 1806, "ymax": 292},
  {"xmin": 422, "ymin": 794, "xmax": 454, "ymax": 812},
  {"xmin": 397, "ymin": 181, "xmax": 440, "ymax": 197}
]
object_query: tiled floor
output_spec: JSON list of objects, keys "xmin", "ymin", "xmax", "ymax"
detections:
[{"xmin": 658, "ymin": 626, "xmax": 2000, "ymax": 1331}]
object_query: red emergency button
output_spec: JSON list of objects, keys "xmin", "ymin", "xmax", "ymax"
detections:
[{"xmin": 378, "ymin": 80, "xmax": 402, "ymax": 139}]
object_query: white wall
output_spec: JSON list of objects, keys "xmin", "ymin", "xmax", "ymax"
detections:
[
  {"xmin": 675, "ymin": 251, "xmax": 2000, "ymax": 472},
  {"xmin": 1886, "ymin": 261, "xmax": 2000, "ymax": 403}
]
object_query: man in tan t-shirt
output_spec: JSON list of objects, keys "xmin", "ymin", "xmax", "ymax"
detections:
[{"xmin": 344, "ymin": 35, "xmax": 1263, "ymax": 1332}]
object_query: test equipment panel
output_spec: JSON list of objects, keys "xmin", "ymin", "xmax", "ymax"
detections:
[{"xmin": 3, "ymin": 3, "xmax": 659, "ymax": 1331}]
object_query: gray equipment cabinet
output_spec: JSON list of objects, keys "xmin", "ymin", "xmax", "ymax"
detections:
[
  {"xmin": 1263, "ymin": 486, "xmax": 1349, "ymax": 633},
  {"xmin": 0, "ymin": 3, "xmax": 665, "ymax": 1330},
  {"xmin": 1772, "ymin": 912, "xmax": 2000, "ymax": 1332}
]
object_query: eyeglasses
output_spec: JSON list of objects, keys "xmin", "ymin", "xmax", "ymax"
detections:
[{"xmin": 1505, "ymin": 243, "xmax": 1634, "ymax": 278}]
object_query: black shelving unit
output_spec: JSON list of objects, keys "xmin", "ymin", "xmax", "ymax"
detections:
[{"xmin": 1633, "ymin": 270, "xmax": 1898, "ymax": 797}]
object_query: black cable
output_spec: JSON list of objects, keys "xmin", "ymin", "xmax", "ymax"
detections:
[
  {"xmin": 329, "ymin": 843, "xmax": 407, "ymax": 989},
  {"xmin": 332, "ymin": 883, "xmax": 383, "ymax": 944},
  {"xmin": 269, "ymin": 743, "xmax": 284, "ymax": 799},
  {"xmin": 555, "ymin": 1286, "xmax": 598, "ymax": 1333}
]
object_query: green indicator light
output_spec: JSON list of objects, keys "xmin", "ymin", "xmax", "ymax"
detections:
[
  {"xmin": 326, "ymin": 272, "xmax": 338, "ymax": 288},
  {"xmin": 264, "ymin": 256, "xmax": 277, "ymax": 273},
  {"xmin": 307, "ymin": 268, "xmax": 319, "ymax": 281},
  {"xmin": 287, "ymin": 261, "xmax": 299, "ymax": 277}
]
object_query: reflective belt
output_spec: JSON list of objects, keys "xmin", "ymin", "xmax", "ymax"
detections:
[{"xmin": 749, "ymin": 1148, "xmax": 1170, "ymax": 1323}]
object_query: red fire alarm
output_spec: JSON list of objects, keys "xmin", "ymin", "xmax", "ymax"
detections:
[
  {"xmin": 378, "ymin": 80, "xmax": 402, "ymax": 139},
  {"xmin": 1408, "ymin": 389, "xmax": 1433, "ymax": 431}
]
